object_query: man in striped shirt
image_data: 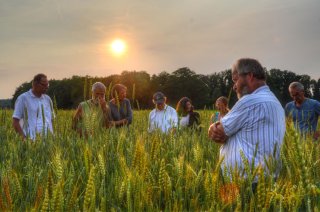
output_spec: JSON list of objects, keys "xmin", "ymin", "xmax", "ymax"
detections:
[{"xmin": 208, "ymin": 58, "xmax": 286, "ymax": 175}]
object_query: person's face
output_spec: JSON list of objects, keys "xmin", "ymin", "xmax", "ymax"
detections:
[
  {"xmin": 34, "ymin": 77, "xmax": 49, "ymax": 94},
  {"xmin": 185, "ymin": 101, "xmax": 192, "ymax": 112},
  {"xmin": 232, "ymin": 70, "xmax": 250, "ymax": 99},
  {"xmin": 155, "ymin": 102, "xmax": 165, "ymax": 110},
  {"xmin": 215, "ymin": 100, "xmax": 226, "ymax": 111},
  {"xmin": 92, "ymin": 88, "xmax": 105, "ymax": 103},
  {"xmin": 118, "ymin": 88, "xmax": 127, "ymax": 101},
  {"xmin": 289, "ymin": 87, "xmax": 305, "ymax": 104}
]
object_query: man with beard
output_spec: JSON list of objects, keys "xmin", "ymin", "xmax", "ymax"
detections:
[{"xmin": 208, "ymin": 58, "xmax": 285, "ymax": 178}]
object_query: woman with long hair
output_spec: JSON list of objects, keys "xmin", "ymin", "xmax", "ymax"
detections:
[
  {"xmin": 210, "ymin": 96, "xmax": 229, "ymax": 124},
  {"xmin": 176, "ymin": 97, "xmax": 201, "ymax": 130}
]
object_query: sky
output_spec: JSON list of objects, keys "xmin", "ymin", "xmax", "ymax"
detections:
[{"xmin": 1, "ymin": 0, "xmax": 320, "ymax": 99}]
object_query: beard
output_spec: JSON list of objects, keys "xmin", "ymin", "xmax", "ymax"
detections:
[{"xmin": 237, "ymin": 85, "xmax": 250, "ymax": 99}]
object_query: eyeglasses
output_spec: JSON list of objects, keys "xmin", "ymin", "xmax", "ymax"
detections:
[{"xmin": 38, "ymin": 82, "xmax": 49, "ymax": 87}]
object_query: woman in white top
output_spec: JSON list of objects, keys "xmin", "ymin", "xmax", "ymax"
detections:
[{"xmin": 176, "ymin": 97, "xmax": 201, "ymax": 130}]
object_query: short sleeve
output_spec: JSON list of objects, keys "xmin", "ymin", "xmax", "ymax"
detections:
[
  {"xmin": 13, "ymin": 95, "xmax": 25, "ymax": 119},
  {"xmin": 284, "ymin": 103, "xmax": 292, "ymax": 117},
  {"xmin": 171, "ymin": 108, "xmax": 178, "ymax": 127}
]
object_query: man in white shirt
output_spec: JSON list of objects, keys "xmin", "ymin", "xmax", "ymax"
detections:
[
  {"xmin": 208, "ymin": 58, "xmax": 285, "ymax": 175},
  {"xmin": 12, "ymin": 73, "xmax": 54, "ymax": 140},
  {"xmin": 148, "ymin": 92, "xmax": 178, "ymax": 134}
]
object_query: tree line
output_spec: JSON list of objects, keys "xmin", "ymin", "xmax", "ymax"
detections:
[{"xmin": 10, "ymin": 67, "xmax": 320, "ymax": 110}]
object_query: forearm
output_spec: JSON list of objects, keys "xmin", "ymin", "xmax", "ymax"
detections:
[
  {"xmin": 113, "ymin": 119, "xmax": 128, "ymax": 126},
  {"xmin": 12, "ymin": 119, "xmax": 25, "ymax": 139},
  {"xmin": 208, "ymin": 122, "xmax": 228, "ymax": 144}
]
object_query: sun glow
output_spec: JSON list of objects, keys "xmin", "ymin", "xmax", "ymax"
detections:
[{"xmin": 111, "ymin": 39, "xmax": 126, "ymax": 55}]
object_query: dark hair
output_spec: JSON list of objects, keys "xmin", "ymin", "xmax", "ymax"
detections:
[
  {"xmin": 176, "ymin": 97, "xmax": 193, "ymax": 115},
  {"xmin": 111, "ymin": 84, "xmax": 127, "ymax": 98},
  {"xmin": 233, "ymin": 58, "xmax": 266, "ymax": 80},
  {"xmin": 33, "ymin": 73, "xmax": 47, "ymax": 84}
]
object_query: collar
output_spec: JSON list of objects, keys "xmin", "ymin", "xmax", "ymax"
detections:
[
  {"xmin": 156, "ymin": 104, "xmax": 167, "ymax": 112},
  {"xmin": 28, "ymin": 89, "xmax": 44, "ymax": 99},
  {"xmin": 252, "ymin": 85, "xmax": 269, "ymax": 94}
]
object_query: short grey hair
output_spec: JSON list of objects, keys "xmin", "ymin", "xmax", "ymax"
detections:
[
  {"xmin": 92, "ymin": 82, "xmax": 106, "ymax": 92},
  {"xmin": 289, "ymin": 82, "xmax": 304, "ymax": 92},
  {"xmin": 232, "ymin": 58, "xmax": 266, "ymax": 80}
]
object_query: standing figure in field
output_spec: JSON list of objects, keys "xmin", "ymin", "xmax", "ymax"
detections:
[
  {"xmin": 12, "ymin": 73, "xmax": 54, "ymax": 140},
  {"xmin": 176, "ymin": 97, "xmax": 201, "ymax": 130},
  {"xmin": 208, "ymin": 58, "xmax": 285, "ymax": 174},
  {"xmin": 210, "ymin": 96, "xmax": 230, "ymax": 124},
  {"xmin": 109, "ymin": 84, "xmax": 133, "ymax": 127},
  {"xmin": 148, "ymin": 92, "xmax": 178, "ymax": 134},
  {"xmin": 72, "ymin": 82, "xmax": 112, "ymax": 136},
  {"xmin": 285, "ymin": 81, "xmax": 320, "ymax": 140}
]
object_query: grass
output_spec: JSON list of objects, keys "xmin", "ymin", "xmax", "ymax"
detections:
[{"xmin": 0, "ymin": 109, "xmax": 319, "ymax": 211}]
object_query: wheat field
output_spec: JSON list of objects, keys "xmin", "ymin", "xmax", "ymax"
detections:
[{"xmin": 0, "ymin": 109, "xmax": 319, "ymax": 211}]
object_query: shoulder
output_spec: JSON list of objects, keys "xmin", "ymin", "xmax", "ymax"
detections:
[
  {"xmin": 305, "ymin": 98, "xmax": 320, "ymax": 108},
  {"xmin": 307, "ymin": 98, "xmax": 320, "ymax": 105},
  {"xmin": 79, "ymin": 100, "xmax": 87, "ymax": 107},
  {"xmin": 43, "ymin": 94, "xmax": 53, "ymax": 102},
  {"xmin": 15, "ymin": 91, "xmax": 32, "ymax": 105},
  {"xmin": 149, "ymin": 109, "xmax": 156, "ymax": 116},
  {"xmin": 285, "ymin": 101, "xmax": 294, "ymax": 109},
  {"xmin": 16, "ymin": 92, "xmax": 27, "ymax": 101},
  {"xmin": 191, "ymin": 111, "xmax": 200, "ymax": 117},
  {"xmin": 124, "ymin": 98, "xmax": 132, "ymax": 106},
  {"xmin": 167, "ymin": 105, "xmax": 177, "ymax": 113}
]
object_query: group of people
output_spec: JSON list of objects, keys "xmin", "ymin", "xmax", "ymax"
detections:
[
  {"xmin": 72, "ymin": 82, "xmax": 132, "ymax": 136},
  {"xmin": 12, "ymin": 58, "xmax": 320, "ymax": 175}
]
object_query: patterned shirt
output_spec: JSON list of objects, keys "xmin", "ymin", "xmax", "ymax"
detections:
[
  {"xmin": 148, "ymin": 105, "xmax": 178, "ymax": 133},
  {"xmin": 285, "ymin": 98, "xmax": 320, "ymax": 134},
  {"xmin": 220, "ymin": 85, "xmax": 285, "ymax": 172},
  {"xmin": 13, "ymin": 89, "xmax": 54, "ymax": 140}
]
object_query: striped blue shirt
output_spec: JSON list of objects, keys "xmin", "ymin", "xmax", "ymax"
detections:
[{"xmin": 220, "ymin": 85, "xmax": 285, "ymax": 172}]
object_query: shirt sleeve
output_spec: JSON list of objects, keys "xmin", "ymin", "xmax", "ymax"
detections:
[
  {"xmin": 12, "ymin": 95, "xmax": 25, "ymax": 119},
  {"xmin": 125, "ymin": 99, "xmax": 133, "ymax": 124},
  {"xmin": 49, "ymin": 97, "xmax": 56, "ymax": 119},
  {"xmin": 148, "ymin": 111, "xmax": 154, "ymax": 132},
  {"xmin": 220, "ymin": 103, "xmax": 248, "ymax": 137},
  {"xmin": 315, "ymin": 100, "xmax": 320, "ymax": 116},
  {"xmin": 171, "ymin": 107, "xmax": 178, "ymax": 127},
  {"xmin": 284, "ymin": 103, "xmax": 291, "ymax": 117}
]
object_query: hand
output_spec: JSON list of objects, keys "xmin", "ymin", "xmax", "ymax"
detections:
[
  {"xmin": 208, "ymin": 122, "xmax": 227, "ymax": 144},
  {"xmin": 97, "ymin": 97, "xmax": 107, "ymax": 109},
  {"xmin": 122, "ymin": 119, "xmax": 128, "ymax": 125}
]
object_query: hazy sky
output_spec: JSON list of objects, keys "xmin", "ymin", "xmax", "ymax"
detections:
[{"xmin": 1, "ymin": 0, "xmax": 320, "ymax": 99}]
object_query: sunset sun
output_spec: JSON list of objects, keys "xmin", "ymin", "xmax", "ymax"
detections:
[{"xmin": 111, "ymin": 39, "xmax": 126, "ymax": 55}]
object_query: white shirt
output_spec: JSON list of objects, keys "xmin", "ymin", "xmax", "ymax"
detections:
[
  {"xmin": 220, "ymin": 85, "xmax": 285, "ymax": 173},
  {"xmin": 179, "ymin": 114, "xmax": 190, "ymax": 128},
  {"xmin": 13, "ymin": 89, "xmax": 54, "ymax": 140},
  {"xmin": 148, "ymin": 105, "xmax": 178, "ymax": 133}
]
